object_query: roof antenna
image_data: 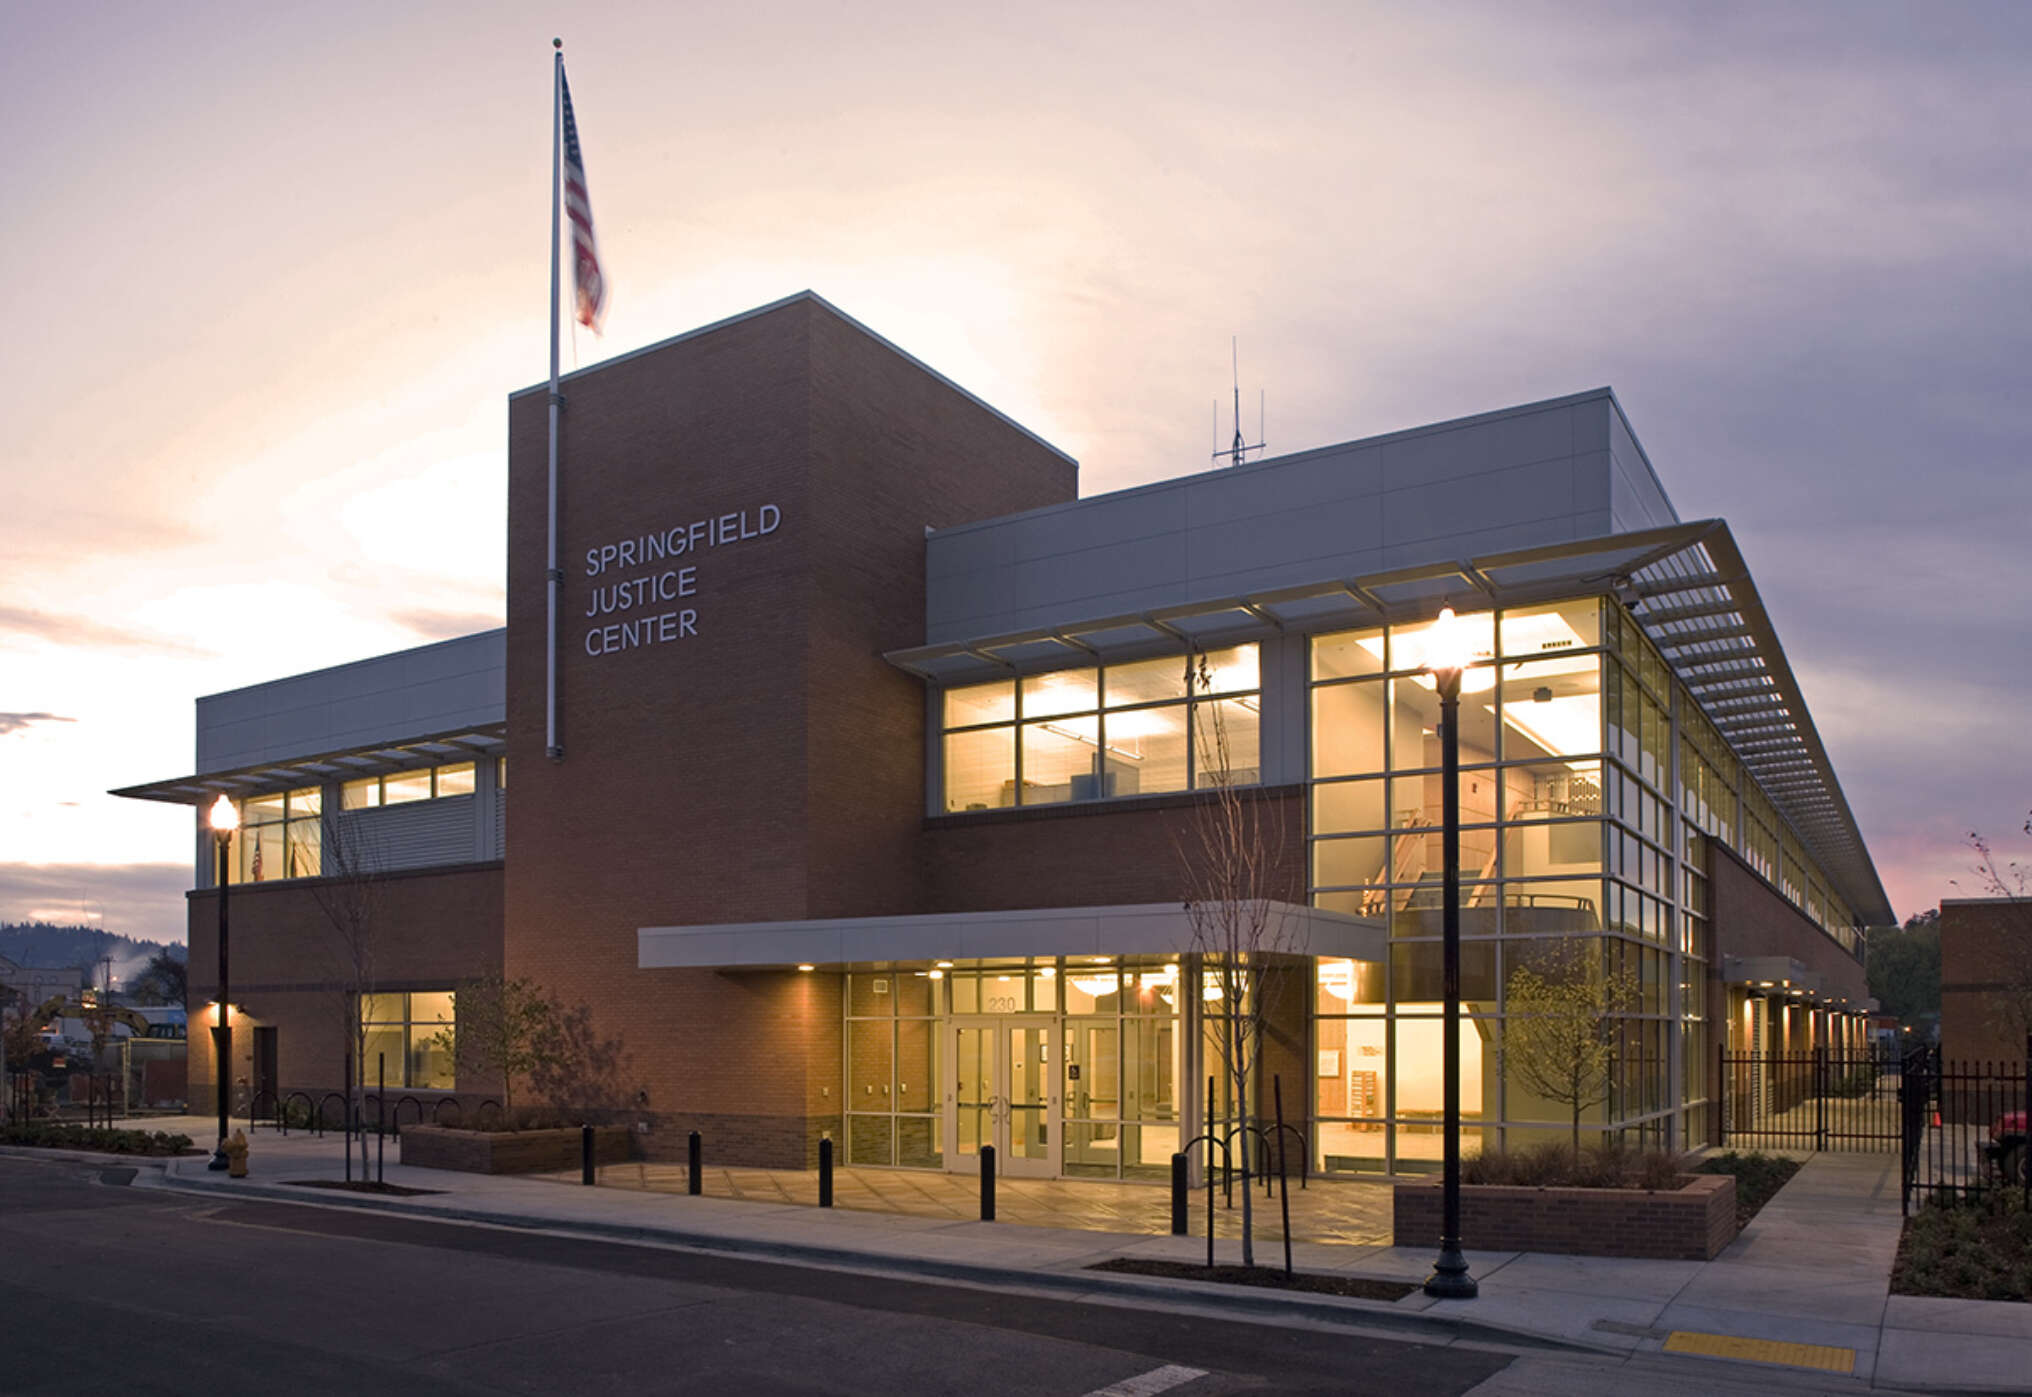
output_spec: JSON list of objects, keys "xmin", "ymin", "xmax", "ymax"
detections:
[{"xmin": 1212, "ymin": 336, "xmax": 1265, "ymax": 468}]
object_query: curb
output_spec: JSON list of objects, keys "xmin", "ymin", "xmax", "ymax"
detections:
[{"xmin": 143, "ymin": 1165, "xmax": 1599, "ymax": 1357}]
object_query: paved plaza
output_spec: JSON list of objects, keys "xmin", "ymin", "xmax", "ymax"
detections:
[{"xmin": 538, "ymin": 1160, "xmax": 1397, "ymax": 1244}]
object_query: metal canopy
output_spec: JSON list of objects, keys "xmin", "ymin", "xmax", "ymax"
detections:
[
  {"xmin": 886, "ymin": 519, "xmax": 1892, "ymax": 928},
  {"xmin": 110, "ymin": 723, "xmax": 508, "ymax": 806}
]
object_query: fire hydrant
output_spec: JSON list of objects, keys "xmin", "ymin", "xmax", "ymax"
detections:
[{"xmin": 225, "ymin": 1128, "xmax": 249, "ymax": 1178}]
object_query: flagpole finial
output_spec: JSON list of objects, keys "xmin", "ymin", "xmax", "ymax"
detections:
[{"xmin": 553, "ymin": 37, "xmax": 563, "ymax": 50}]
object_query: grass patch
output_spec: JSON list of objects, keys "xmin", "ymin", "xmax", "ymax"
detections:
[
  {"xmin": 1893, "ymin": 1195, "xmax": 2032, "ymax": 1303},
  {"xmin": 286, "ymin": 1179, "xmax": 445, "ymax": 1197},
  {"xmin": 1089, "ymin": 1257, "xmax": 1416, "ymax": 1301},
  {"xmin": 1461, "ymin": 1141, "xmax": 1684, "ymax": 1190},
  {"xmin": 1695, "ymin": 1150, "xmax": 1801, "ymax": 1230},
  {"xmin": 0, "ymin": 1122, "xmax": 197, "ymax": 1156}
]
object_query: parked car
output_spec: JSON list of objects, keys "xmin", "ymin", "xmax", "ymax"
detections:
[{"xmin": 1986, "ymin": 1111, "xmax": 2027, "ymax": 1186}]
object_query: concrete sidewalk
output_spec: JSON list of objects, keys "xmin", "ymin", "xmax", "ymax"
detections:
[{"xmin": 49, "ymin": 1117, "xmax": 2032, "ymax": 1392}]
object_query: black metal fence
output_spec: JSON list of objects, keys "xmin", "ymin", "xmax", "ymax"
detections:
[
  {"xmin": 1718, "ymin": 1046, "xmax": 1905, "ymax": 1152},
  {"xmin": 1899, "ymin": 1038, "xmax": 2030, "ymax": 1215}
]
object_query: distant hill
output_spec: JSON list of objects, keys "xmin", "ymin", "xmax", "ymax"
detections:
[{"xmin": 0, "ymin": 923, "xmax": 186, "ymax": 990}]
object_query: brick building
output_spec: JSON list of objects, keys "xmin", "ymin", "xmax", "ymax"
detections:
[
  {"xmin": 115, "ymin": 292, "xmax": 1891, "ymax": 1174},
  {"xmin": 1940, "ymin": 897, "xmax": 2032, "ymax": 1066}
]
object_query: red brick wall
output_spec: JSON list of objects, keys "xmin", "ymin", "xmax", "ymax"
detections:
[
  {"xmin": 1710, "ymin": 841, "xmax": 1867, "ymax": 1005},
  {"xmin": 183, "ymin": 864, "xmax": 503, "ymax": 1114},
  {"xmin": 1392, "ymin": 1173, "xmax": 1737, "ymax": 1260},
  {"xmin": 921, "ymin": 788, "xmax": 1307, "ymax": 912},
  {"xmin": 1941, "ymin": 898, "xmax": 2032, "ymax": 1066},
  {"xmin": 502, "ymin": 295, "xmax": 1077, "ymax": 1167}
]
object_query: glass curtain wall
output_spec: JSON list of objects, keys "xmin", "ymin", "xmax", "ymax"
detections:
[
  {"xmin": 939, "ymin": 646, "xmax": 1260, "ymax": 812},
  {"xmin": 842, "ymin": 957, "xmax": 1183, "ymax": 1179},
  {"xmin": 1309, "ymin": 598, "xmax": 1671, "ymax": 1167},
  {"xmin": 844, "ymin": 970, "xmax": 942, "ymax": 1168},
  {"xmin": 1308, "ymin": 594, "xmax": 1867, "ymax": 1167}
]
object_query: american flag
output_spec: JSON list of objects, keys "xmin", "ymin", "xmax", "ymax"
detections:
[{"xmin": 560, "ymin": 67, "xmax": 606, "ymax": 332}]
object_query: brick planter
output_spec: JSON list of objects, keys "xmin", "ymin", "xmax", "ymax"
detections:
[
  {"xmin": 1392, "ymin": 1173, "xmax": 1737, "ymax": 1260},
  {"xmin": 399, "ymin": 1124, "xmax": 635, "ymax": 1175}
]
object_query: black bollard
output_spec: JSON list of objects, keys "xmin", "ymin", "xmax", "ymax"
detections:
[
  {"xmin": 582, "ymin": 1123, "xmax": 596, "ymax": 1186},
  {"xmin": 980, "ymin": 1144, "xmax": 996, "ymax": 1221},
  {"xmin": 688, "ymin": 1129, "xmax": 702, "ymax": 1195},
  {"xmin": 376, "ymin": 1054, "xmax": 386, "ymax": 1187},
  {"xmin": 819, "ymin": 1137, "xmax": 834, "ymax": 1207},
  {"xmin": 1170, "ymin": 1152, "xmax": 1188, "ymax": 1235}
]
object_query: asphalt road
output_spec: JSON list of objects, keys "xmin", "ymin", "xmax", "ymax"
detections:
[{"xmin": 0, "ymin": 1154, "xmax": 1523, "ymax": 1396}]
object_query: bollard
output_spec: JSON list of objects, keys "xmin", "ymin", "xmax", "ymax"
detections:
[
  {"xmin": 819, "ymin": 1137, "xmax": 834, "ymax": 1207},
  {"xmin": 980, "ymin": 1144, "xmax": 996, "ymax": 1221},
  {"xmin": 688, "ymin": 1130, "xmax": 703, "ymax": 1196},
  {"xmin": 376, "ymin": 1053, "xmax": 386, "ymax": 1187},
  {"xmin": 1170, "ymin": 1152, "xmax": 1189, "ymax": 1235},
  {"xmin": 582, "ymin": 1124, "xmax": 596, "ymax": 1186}
]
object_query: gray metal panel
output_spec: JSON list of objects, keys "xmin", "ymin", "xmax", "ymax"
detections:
[
  {"xmin": 196, "ymin": 630, "xmax": 505, "ymax": 772},
  {"xmin": 926, "ymin": 391, "xmax": 1633, "ymax": 644},
  {"xmin": 337, "ymin": 797, "xmax": 481, "ymax": 875},
  {"xmin": 1607, "ymin": 399, "xmax": 1679, "ymax": 532}
]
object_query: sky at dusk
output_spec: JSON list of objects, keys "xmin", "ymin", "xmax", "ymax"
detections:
[{"xmin": 2, "ymin": 1, "xmax": 2026, "ymax": 946}]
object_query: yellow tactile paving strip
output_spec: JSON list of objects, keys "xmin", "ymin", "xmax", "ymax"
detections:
[{"xmin": 1663, "ymin": 1330, "xmax": 1856, "ymax": 1373}]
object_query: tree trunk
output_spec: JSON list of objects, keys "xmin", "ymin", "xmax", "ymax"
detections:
[{"xmin": 1234, "ymin": 1016, "xmax": 1254, "ymax": 1268}]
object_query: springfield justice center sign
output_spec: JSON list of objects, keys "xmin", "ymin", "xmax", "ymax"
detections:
[{"xmin": 581, "ymin": 503, "xmax": 781, "ymax": 656}]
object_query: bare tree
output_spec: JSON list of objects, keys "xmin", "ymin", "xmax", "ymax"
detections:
[
  {"xmin": 1178, "ymin": 651, "xmax": 1301, "ymax": 1268},
  {"xmin": 1503, "ymin": 938, "xmax": 1639, "ymax": 1153},
  {"xmin": 309, "ymin": 803, "xmax": 383, "ymax": 1173}
]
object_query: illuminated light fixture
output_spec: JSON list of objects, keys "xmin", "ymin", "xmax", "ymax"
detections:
[
  {"xmin": 1201, "ymin": 973, "xmax": 1225, "ymax": 1003},
  {"xmin": 996, "ymin": 975, "xmax": 1012, "ymax": 983},
  {"xmin": 1088, "ymin": 956, "xmax": 1109, "ymax": 964},
  {"xmin": 208, "ymin": 794, "xmax": 239, "ymax": 835},
  {"xmin": 1036, "ymin": 967, "xmax": 1057, "ymax": 980},
  {"xmin": 1069, "ymin": 972, "xmax": 1119, "ymax": 997},
  {"xmin": 1320, "ymin": 960, "xmax": 1356, "ymax": 1003},
  {"xmin": 936, "ymin": 960, "xmax": 954, "ymax": 969},
  {"xmin": 927, "ymin": 969, "xmax": 944, "ymax": 980},
  {"xmin": 796, "ymin": 964, "xmax": 815, "ymax": 973}
]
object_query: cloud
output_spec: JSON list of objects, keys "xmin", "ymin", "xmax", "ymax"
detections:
[
  {"xmin": 386, "ymin": 608, "xmax": 503, "ymax": 643},
  {"xmin": 0, "ymin": 712, "xmax": 75, "ymax": 737},
  {"xmin": 0, "ymin": 606, "xmax": 211, "ymax": 657},
  {"xmin": 0, "ymin": 862, "xmax": 190, "ymax": 947}
]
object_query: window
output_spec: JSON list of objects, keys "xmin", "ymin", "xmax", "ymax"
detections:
[
  {"xmin": 358, "ymin": 990, "xmax": 455, "ymax": 1089},
  {"xmin": 342, "ymin": 762, "xmax": 478, "ymax": 810},
  {"xmin": 230, "ymin": 787, "xmax": 321, "ymax": 883},
  {"xmin": 937, "ymin": 645, "xmax": 1260, "ymax": 812}
]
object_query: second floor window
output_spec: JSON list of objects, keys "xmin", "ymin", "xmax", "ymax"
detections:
[
  {"xmin": 940, "ymin": 646, "xmax": 1260, "ymax": 813},
  {"xmin": 341, "ymin": 761, "xmax": 477, "ymax": 811}
]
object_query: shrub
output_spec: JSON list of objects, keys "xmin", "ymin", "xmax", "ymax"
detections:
[
  {"xmin": 1894, "ymin": 1192, "xmax": 2032, "ymax": 1302},
  {"xmin": 1462, "ymin": 1140, "xmax": 1685, "ymax": 1190},
  {"xmin": 0, "ymin": 1122, "xmax": 195, "ymax": 1156},
  {"xmin": 1694, "ymin": 1150, "xmax": 1802, "ymax": 1228}
]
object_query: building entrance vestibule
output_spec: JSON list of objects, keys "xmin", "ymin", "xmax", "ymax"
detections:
[{"xmin": 948, "ymin": 1017, "xmax": 1056, "ymax": 1177}]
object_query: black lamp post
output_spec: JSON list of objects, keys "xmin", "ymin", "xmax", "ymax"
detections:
[
  {"xmin": 206, "ymin": 794, "xmax": 238, "ymax": 1170},
  {"xmin": 1423, "ymin": 606, "xmax": 1478, "ymax": 1300}
]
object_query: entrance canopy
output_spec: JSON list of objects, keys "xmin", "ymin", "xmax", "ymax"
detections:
[{"xmin": 638, "ymin": 901, "xmax": 1383, "ymax": 970}]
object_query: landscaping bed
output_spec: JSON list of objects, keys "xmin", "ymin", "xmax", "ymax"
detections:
[
  {"xmin": 1088, "ymin": 1257, "xmax": 1416, "ymax": 1301},
  {"xmin": 287, "ymin": 1179, "xmax": 445, "ymax": 1197},
  {"xmin": 398, "ymin": 1122, "xmax": 634, "ymax": 1174},
  {"xmin": 1393, "ymin": 1144, "xmax": 1738, "ymax": 1260},
  {"xmin": 1893, "ymin": 1195, "xmax": 2032, "ymax": 1303},
  {"xmin": 0, "ymin": 1122, "xmax": 198, "ymax": 1156},
  {"xmin": 1694, "ymin": 1150, "xmax": 1801, "ymax": 1231}
]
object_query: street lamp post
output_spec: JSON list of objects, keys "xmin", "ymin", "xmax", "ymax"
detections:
[
  {"xmin": 1423, "ymin": 606, "xmax": 1479, "ymax": 1300},
  {"xmin": 206, "ymin": 794, "xmax": 238, "ymax": 1170}
]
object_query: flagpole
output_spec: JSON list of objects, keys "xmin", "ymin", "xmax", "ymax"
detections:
[{"xmin": 545, "ymin": 39, "xmax": 564, "ymax": 761}]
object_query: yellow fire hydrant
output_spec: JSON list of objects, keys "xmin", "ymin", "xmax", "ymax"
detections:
[{"xmin": 225, "ymin": 1128, "xmax": 249, "ymax": 1178}]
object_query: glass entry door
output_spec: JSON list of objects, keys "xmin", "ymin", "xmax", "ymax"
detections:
[{"xmin": 949, "ymin": 1018, "xmax": 1057, "ymax": 1177}]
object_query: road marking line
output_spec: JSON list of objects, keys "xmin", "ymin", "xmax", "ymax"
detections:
[
  {"xmin": 1083, "ymin": 1364, "xmax": 1208, "ymax": 1397},
  {"xmin": 1663, "ymin": 1330, "xmax": 1856, "ymax": 1373}
]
